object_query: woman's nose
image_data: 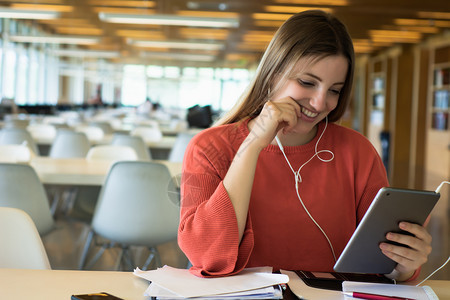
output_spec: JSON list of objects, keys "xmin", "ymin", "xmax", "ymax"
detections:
[{"xmin": 309, "ymin": 90, "xmax": 327, "ymax": 111}]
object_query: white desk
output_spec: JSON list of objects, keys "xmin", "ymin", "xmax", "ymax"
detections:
[
  {"xmin": 0, "ymin": 268, "xmax": 449, "ymax": 300},
  {"xmin": 34, "ymin": 135, "xmax": 177, "ymax": 150},
  {"xmin": 282, "ymin": 270, "xmax": 450, "ymax": 300},
  {"xmin": 0, "ymin": 269, "xmax": 149, "ymax": 300},
  {"xmin": 30, "ymin": 157, "xmax": 182, "ymax": 186}
]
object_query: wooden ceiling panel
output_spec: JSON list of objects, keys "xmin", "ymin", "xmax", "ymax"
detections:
[{"xmin": 0, "ymin": 0, "xmax": 448, "ymax": 67}]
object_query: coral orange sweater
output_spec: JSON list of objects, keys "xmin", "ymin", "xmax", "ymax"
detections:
[{"xmin": 178, "ymin": 119, "xmax": 388, "ymax": 277}]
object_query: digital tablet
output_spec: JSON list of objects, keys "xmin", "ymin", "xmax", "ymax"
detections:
[{"xmin": 333, "ymin": 187, "xmax": 440, "ymax": 274}]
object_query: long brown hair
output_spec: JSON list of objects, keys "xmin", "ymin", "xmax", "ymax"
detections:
[{"xmin": 217, "ymin": 10, "xmax": 355, "ymax": 125}]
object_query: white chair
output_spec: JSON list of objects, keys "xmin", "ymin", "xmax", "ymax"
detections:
[
  {"xmin": 89, "ymin": 121, "xmax": 114, "ymax": 135},
  {"xmin": 49, "ymin": 130, "xmax": 91, "ymax": 158},
  {"xmin": 111, "ymin": 134, "xmax": 152, "ymax": 161},
  {"xmin": 26, "ymin": 123, "xmax": 57, "ymax": 141},
  {"xmin": 0, "ymin": 207, "xmax": 51, "ymax": 269},
  {"xmin": 0, "ymin": 144, "xmax": 34, "ymax": 163},
  {"xmin": 42, "ymin": 115, "xmax": 67, "ymax": 126},
  {"xmin": 168, "ymin": 132, "xmax": 197, "ymax": 162},
  {"xmin": 136, "ymin": 119, "xmax": 159, "ymax": 129},
  {"xmin": 86, "ymin": 145, "xmax": 138, "ymax": 162},
  {"xmin": 169, "ymin": 119, "xmax": 188, "ymax": 132},
  {"xmin": 75, "ymin": 125, "xmax": 105, "ymax": 143},
  {"xmin": 79, "ymin": 161, "xmax": 180, "ymax": 270},
  {"xmin": 0, "ymin": 163, "xmax": 55, "ymax": 236},
  {"xmin": 67, "ymin": 145, "xmax": 138, "ymax": 220},
  {"xmin": 47, "ymin": 130, "xmax": 92, "ymax": 216},
  {"xmin": 131, "ymin": 126, "xmax": 163, "ymax": 143},
  {"xmin": 0, "ymin": 127, "xmax": 40, "ymax": 155},
  {"xmin": 3, "ymin": 118, "xmax": 29, "ymax": 129}
]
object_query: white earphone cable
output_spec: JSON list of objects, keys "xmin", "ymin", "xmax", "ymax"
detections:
[{"xmin": 276, "ymin": 117, "xmax": 337, "ymax": 262}]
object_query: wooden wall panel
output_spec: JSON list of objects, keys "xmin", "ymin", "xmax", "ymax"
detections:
[
  {"xmin": 412, "ymin": 48, "xmax": 430, "ymax": 189},
  {"xmin": 391, "ymin": 46, "xmax": 414, "ymax": 188}
]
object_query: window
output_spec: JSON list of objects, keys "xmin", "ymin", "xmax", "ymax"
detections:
[
  {"xmin": 147, "ymin": 65, "xmax": 163, "ymax": 78},
  {"xmin": 28, "ymin": 48, "xmax": 39, "ymax": 103},
  {"xmin": 15, "ymin": 45, "xmax": 29, "ymax": 104},
  {"xmin": 45, "ymin": 53, "xmax": 59, "ymax": 104},
  {"xmin": 122, "ymin": 64, "xmax": 146, "ymax": 106},
  {"xmin": 2, "ymin": 44, "xmax": 17, "ymax": 100}
]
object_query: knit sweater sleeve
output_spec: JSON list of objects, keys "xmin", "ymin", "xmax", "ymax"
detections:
[{"xmin": 177, "ymin": 129, "xmax": 254, "ymax": 277}]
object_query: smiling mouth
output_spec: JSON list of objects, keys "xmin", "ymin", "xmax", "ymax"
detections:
[{"xmin": 301, "ymin": 106, "xmax": 319, "ymax": 118}]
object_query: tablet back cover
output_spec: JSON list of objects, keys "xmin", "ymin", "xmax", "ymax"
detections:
[{"xmin": 333, "ymin": 187, "xmax": 439, "ymax": 274}]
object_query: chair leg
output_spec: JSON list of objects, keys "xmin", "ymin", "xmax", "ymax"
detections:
[
  {"xmin": 61, "ymin": 187, "xmax": 79, "ymax": 216},
  {"xmin": 142, "ymin": 247, "xmax": 162, "ymax": 270},
  {"xmin": 121, "ymin": 247, "xmax": 135, "ymax": 271},
  {"xmin": 115, "ymin": 248, "xmax": 124, "ymax": 270},
  {"xmin": 142, "ymin": 252, "xmax": 155, "ymax": 271},
  {"xmin": 154, "ymin": 248, "xmax": 162, "ymax": 268},
  {"xmin": 50, "ymin": 187, "xmax": 62, "ymax": 215},
  {"xmin": 78, "ymin": 229, "xmax": 94, "ymax": 270},
  {"xmin": 84, "ymin": 243, "xmax": 109, "ymax": 270}
]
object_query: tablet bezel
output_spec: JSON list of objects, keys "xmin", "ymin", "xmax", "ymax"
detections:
[{"xmin": 333, "ymin": 187, "xmax": 440, "ymax": 274}]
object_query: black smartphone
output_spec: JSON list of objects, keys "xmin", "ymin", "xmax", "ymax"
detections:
[
  {"xmin": 294, "ymin": 270, "xmax": 393, "ymax": 291},
  {"xmin": 71, "ymin": 292, "xmax": 124, "ymax": 300}
]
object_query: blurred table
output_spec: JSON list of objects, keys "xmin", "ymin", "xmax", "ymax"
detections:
[
  {"xmin": 30, "ymin": 157, "xmax": 182, "ymax": 186},
  {"xmin": 34, "ymin": 135, "xmax": 177, "ymax": 159},
  {"xmin": 0, "ymin": 268, "xmax": 149, "ymax": 300},
  {"xmin": 0, "ymin": 268, "xmax": 449, "ymax": 300}
]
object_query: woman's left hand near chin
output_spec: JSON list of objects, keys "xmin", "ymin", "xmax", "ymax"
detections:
[{"xmin": 379, "ymin": 221, "xmax": 432, "ymax": 281}]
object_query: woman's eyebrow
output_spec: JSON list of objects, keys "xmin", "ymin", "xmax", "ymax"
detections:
[{"xmin": 304, "ymin": 72, "xmax": 345, "ymax": 85}]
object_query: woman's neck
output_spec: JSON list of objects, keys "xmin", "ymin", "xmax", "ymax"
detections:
[{"xmin": 272, "ymin": 125, "xmax": 319, "ymax": 147}]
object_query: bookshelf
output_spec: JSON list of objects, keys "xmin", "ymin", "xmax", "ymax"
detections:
[
  {"xmin": 431, "ymin": 65, "xmax": 450, "ymax": 130},
  {"xmin": 425, "ymin": 43, "xmax": 450, "ymax": 280},
  {"xmin": 366, "ymin": 59, "xmax": 387, "ymax": 157}
]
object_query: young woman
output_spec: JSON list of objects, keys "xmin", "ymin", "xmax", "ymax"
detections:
[{"xmin": 178, "ymin": 10, "xmax": 432, "ymax": 281}]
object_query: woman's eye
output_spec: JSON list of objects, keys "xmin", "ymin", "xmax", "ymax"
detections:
[
  {"xmin": 330, "ymin": 89, "xmax": 341, "ymax": 95},
  {"xmin": 299, "ymin": 80, "xmax": 314, "ymax": 87}
]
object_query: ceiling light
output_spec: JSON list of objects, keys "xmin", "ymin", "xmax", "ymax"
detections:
[
  {"xmin": 99, "ymin": 12, "xmax": 239, "ymax": 28},
  {"xmin": 129, "ymin": 39, "xmax": 224, "ymax": 51},
  {"xmin": 0, "ymin": 8, "xmax": 60, "ymax": 20},
  {"xmin": 49, "ymin": 49, "xmax": 120, "ymax": 58},
  {"xmin": 8, "ymin": 35, "xmax": 100, "ymax": 45}
]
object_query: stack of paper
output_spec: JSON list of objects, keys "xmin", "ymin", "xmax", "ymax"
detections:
[
  {"xmin": 133, "ymin": 266, "xmax": 289, "ymax": 299},
  {"xmin": 342, "ymin": 281, "xmax": 439, "ymax": 300}
]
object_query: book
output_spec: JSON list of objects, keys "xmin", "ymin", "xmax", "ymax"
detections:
[{"xmin": 133, "ymin": 266, "xmax": 288, "ymax": 299}]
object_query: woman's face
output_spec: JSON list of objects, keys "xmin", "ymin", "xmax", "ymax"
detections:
[{"xmin": 272, "ymin": 55, "xmax": 348, "ymax": 137}]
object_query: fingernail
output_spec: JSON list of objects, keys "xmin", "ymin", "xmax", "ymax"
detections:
[{"xmin": 399, "ymin": 222, "xmax": 407, "ymax": 229}]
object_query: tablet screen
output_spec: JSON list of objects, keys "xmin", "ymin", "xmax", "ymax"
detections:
[{"xmin": 333, "ymin": 187, "xmax": 440, "ymax": 274}]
